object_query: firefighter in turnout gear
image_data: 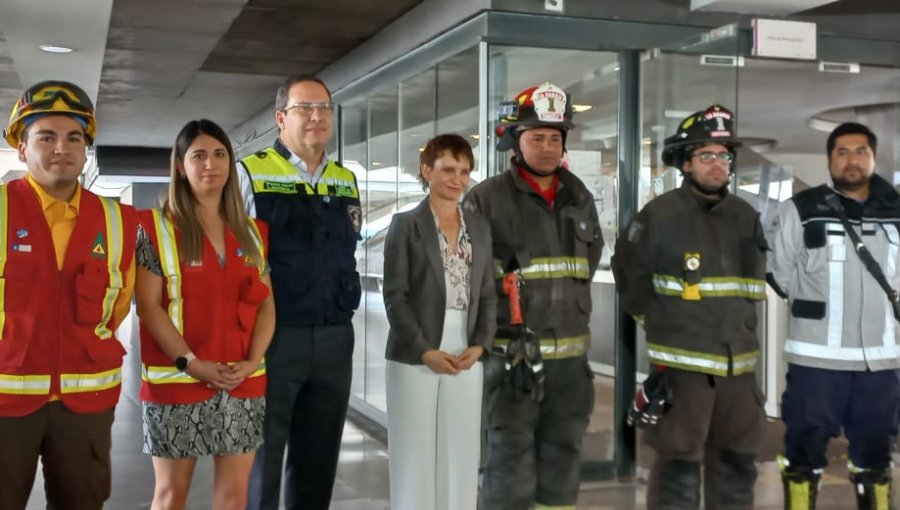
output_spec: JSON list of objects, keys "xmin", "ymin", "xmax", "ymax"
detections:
[
  {"xmin": 767, "ymin": 122, "xmax": 900, "ymax": 510},
  {"xmin": 612, "ymin": 105, "xmax": 768, "ymax": 509},
  {"xmin": 0, "ymin": 81, "xmax": 137, "ymax": 509},
  {"xmin": 464, "ymin": 82, "xmax": 603, "ymax": 509}
]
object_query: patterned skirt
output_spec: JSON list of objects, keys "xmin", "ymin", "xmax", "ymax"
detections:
[{"xmin": 142, "ymin": 390, "xmax": 265, "ymax": 458}]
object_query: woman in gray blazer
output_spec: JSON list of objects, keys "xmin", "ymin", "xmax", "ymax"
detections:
[{"xmin": 383, "ymin": 134, "xmax": 497, "ymax": 510}]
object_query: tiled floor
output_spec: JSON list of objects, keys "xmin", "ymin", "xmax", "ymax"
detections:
[{"xmin": 24, "ymin": 311, "xmax": 897, "ymax": 508}]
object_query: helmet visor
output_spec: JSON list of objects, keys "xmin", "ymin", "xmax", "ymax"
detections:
[{"xmin": 18, "ymin": 82, "xmax": 93, "ymax": 115}]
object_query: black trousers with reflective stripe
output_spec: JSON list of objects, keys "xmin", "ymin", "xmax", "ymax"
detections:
[
  {"xmin": 482, "ymin": 354, "xmax": 595, "ymax": 509},
  {"xmin": 645, "ymin": 369, "xmax": 764, "ymax": 510},
  {"xmin": 246, "ymin": 324, "xmax": 354, "ymax": 510}
]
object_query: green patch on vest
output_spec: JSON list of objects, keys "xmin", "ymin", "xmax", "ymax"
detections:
[
  {"xmin": 262, "ymin": 181, "xmax": 297, "ymax": 194},
  {"xmin": 334, "ymin": 185, "xmax": 356, "ymax": 197},
  {"xmin": 90, "ymin": 232, "xmax": 107, "ymax": 258}
]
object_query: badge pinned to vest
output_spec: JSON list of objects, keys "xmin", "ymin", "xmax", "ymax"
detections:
[
  {"xmin": 682, "ymin": 252, "xmax": 702, "ymax": 301},
  {"xmin": 236, "ymin": 248, "xmax": 254, "ymax": 266},
  {"xmin": 90, "ymin": 232, "xmax": 107, "ymax": 258},
  {"xmin": 348, "ymin": 205, "xmax": 362, "ymax": 233}
]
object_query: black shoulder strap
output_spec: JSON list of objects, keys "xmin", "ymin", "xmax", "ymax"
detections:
[{"xmin": 824, "ymin": 192, "xmax": 900, "ymax": 321}]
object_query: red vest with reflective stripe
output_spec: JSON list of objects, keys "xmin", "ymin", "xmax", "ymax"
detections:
[
  {"xmin": 138, "ymin": 209, "xmax": 269, "ymax": 404},
  {"xmin": 0, "ymin": 179, "xmax": 136, "ymax": 417}
]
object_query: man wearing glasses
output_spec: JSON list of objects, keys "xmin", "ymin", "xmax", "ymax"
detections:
[
  {"xmin": 240, "ymin": 75, "xmax": 361, "ymax": 510},
  {"xmin": 612, "ymin": 105, "xmax": 767, "ymax": 509}
]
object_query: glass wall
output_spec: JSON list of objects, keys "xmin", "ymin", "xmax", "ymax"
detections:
[{"xmin": 339, "ymin": 47, "xmax": 480, "ymax": 416}]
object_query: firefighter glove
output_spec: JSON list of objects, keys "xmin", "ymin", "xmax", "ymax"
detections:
[
  {"xmin": 627, "ymin": 367, "xmax": 672, "ymax": 428},
  {"xmin": 504, "ymin": 332, "xmax": 545, "ymax": 403}
]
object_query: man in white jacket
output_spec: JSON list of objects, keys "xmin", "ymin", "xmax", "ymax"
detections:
[{"xmin": 767, "ymin": 122, "xmax": 900, "ymax": 510}]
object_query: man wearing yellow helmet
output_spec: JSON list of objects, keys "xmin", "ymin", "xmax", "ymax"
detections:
[{"xmin": 0, "ymin": 81, "xmax": 137, "ymax": 510}]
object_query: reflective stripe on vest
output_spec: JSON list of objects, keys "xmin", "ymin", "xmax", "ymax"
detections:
[
  {"xmin": 247, "ymin": 219, "xmax": 266, "ymax": 277},
  {"xmin": 492, "ymin": 335, "xmax": 589, "ymax": 360},
  {"xmin": 243, "ymin": 149, "xmax": 359, "ymax": 198},
  {"xmin": 95, "ymin": 197, "xmax": 125, "ymax": 339},
  {"xmin": 152, "ymin": 209, "xmax": 184, "ymax": 334},
  {"xmin": 0, "ymin": 373, "xmax": 51, "ymax": 395},
  {"xmin": 652, "ymin": 274, "xmax": 767, "ymax": 300},
  {"xmin": 493, "ymin": 257, "xmax": 591, "ymax": 281},
  {"xmin": 60, "ymin": 368, "xmax": 122, "ymax": 394},
  {"xmin": 141, "ymin": 361, "xmax": 266, "ymax": 385},
  {"xmin": 0, "ymin": 186, "xmax": 7, "ymax": 340},
  {"xmin": 785, "ymin": 339, "xmax": 900, "ymax": 362},
  {"xmin": 647, "ymin": 342, "xmax": 758, "ymax": 376}
]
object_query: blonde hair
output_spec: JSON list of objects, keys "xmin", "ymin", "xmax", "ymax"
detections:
[{"xmin": 163, "ymin": 119, "xmax": 264, "ymax": 270}]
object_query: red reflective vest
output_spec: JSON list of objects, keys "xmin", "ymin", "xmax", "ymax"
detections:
[
  {"xmin": 0, "ymin": 179, "xmax": 136, "ymax": 417},
  {"xmin": 138, "ymin": 209, "xmax": 270, "ymax": 405}
]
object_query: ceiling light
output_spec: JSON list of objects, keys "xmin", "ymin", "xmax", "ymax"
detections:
[
  {"xmin": 572, "ymin": 104, "xmax": 593, "ymax": 113},
  {"xmin": 470, "ymin": 134, "xmax": 480, "ymax": 140},
  {"xmin": 39, "ymin": 44, "xmax": 74, "ymax": 54}
]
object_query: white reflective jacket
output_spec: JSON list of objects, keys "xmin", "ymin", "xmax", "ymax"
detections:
[{"xmin": 766, "ymin": 176, "xmax": 900, "ymax": 371}]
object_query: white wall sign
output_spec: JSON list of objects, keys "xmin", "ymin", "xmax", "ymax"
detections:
[
  {"xmin": 753, "ymin": 19, "xmax": 817, "ymax": 60},
  {"xmin": 544, "ymin": 0, "xmax": 564, "ymax": 13}
]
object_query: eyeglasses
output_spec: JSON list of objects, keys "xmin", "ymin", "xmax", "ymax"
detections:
[
  {"xmin": 283, "ymin": 102, "xmax": 335, "ymax": 115},
  {"xmin": 692, "ymin": 151, "xmax": 734, "ymax": 164}
]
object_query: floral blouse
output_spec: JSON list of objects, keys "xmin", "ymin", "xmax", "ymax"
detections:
[{"xmin": 431, "ymin": 205, "xmax": 472, "ymax": 311}]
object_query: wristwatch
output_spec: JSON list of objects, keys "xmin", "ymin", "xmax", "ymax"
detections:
[{"xmin": 175, "ymin": 352, "xmax": 196, "ymax": 371}]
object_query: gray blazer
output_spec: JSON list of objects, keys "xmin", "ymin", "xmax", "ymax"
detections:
[{"xmin": 383, "ymin": 198, "xmax": 497, "ymax": 365}]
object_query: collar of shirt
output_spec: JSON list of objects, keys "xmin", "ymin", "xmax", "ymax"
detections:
[
  {"xmin": 26, "ymin": 173, "xmax": 81, "ymax": 219},
  {"xmin": 274, "ymin": 138, "xmax": 328, "ymax": 187},
  {"xmin": 516, "ymin": 165, "xmax": 558, "ymax": 206},
  {"xmin": 428, "ymin": 197, "xmax": 468, "ymax": 247}
]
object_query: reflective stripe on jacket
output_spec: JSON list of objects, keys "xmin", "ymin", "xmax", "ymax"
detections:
[
  {"xmin": 766, "ymin": 176, "xmax": 900, "ymax": 371},
  {"xmin": 138, "ymin": 209, "xmax": 270, "ymax": 404},
  {"xmin": 465, "ymin": 166, "xmax": 603, "ymax": 358},
  {"xmin": 612, "ymin": 183, "xmax": 766, "ymax": 377},
  {"xmin": 241, "ymin": 145, "xmax": 361, "ymax": 327},
  {"xmin": 0, "ymin": 179, "xmax": 136, "ymax": 417}
]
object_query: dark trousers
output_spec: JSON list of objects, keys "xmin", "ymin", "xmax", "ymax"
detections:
[
  {"xmin": 0, "ymin": 402, "xmax": 115, "ymax": 510},
  {"xmin": 782, "ymin": 363, "xmax": 900, "ymax": 471},
  {"xmin": 246, "ymin": 324, "xmax": 354, "ymax": 510},
  {"xmin": 482, "ymin": 355, "xmax": 595, "ymax": 510},
  {"xmin": 645, "ymin": 369, "xmax": 764, "ymax": 510}
]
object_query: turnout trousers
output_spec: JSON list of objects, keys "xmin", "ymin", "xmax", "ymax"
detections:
[
  {"xmin": 645, "ymin": 369, "xmax": 765, "ymax": 510},
  {"xmin": 482, "ymin": 354, "xmax": 595, "ymax": 510}
]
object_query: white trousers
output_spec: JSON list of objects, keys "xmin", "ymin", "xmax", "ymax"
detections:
[{"xmin": 385, "ymin": 309, "xmax": 484, "ymax": 510}]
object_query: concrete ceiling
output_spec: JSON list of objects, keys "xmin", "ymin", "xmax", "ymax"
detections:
[
  {"xmin": 0, "ymin": 0, "xmax": 425, "ymax": 150},
  {"xmin": 0, "ymin": 0, "xmax": 897, "ymax": 183}
]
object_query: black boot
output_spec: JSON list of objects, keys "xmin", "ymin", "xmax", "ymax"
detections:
[
  {"xmin": 778, "ymin": 455, "xmax": 821, "ymax": 510},
  {"xmin": 849, "ymin": 463, "xmax": 893, "ymax": 510}
]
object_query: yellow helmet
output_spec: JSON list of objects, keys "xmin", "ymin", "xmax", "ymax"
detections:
[{"xmin": 4, "ymin": 80, "xmax": 96, "ymax": 147}]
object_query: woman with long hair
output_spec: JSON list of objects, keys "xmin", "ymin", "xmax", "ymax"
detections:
[{"xmin": 135, "ymin": 119, "xmax": 275, "ymax": 510}]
